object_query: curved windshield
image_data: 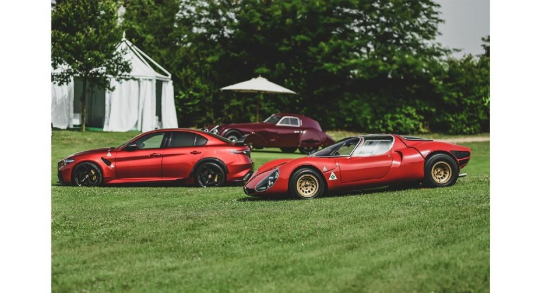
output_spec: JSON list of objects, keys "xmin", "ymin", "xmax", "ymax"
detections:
[
  {"xmin": 264, "ymin": 114, "xmax": 282, "ymax": 124},
  {"xmin": 310, "ymin": 137, "xmax": 361, "ymax": 157}
]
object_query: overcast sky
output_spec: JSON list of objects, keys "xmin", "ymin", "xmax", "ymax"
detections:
[{"xmin": 436, "ymin": 0, "xmax": 490, "ymax": 58}]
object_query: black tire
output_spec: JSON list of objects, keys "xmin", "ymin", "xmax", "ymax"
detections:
[
  {"xmin": 224, "ymin": 130, "xmax": 242, "ymax": 142},
  {"xmin": 71, "ymin": 162, "xmax": 103, "ymax": 187},
  {"xmin": 280, "ymin": 147, "xmax": 297, "ymax": 153},
  {"xmin": 424, "ymin": 154, "xmax": 459, "ymax": 187},
  {"xmin": 195, "ymin": 162, "xmax": 226, "ymax": 187},
  {"xmin": 299, "ymin": 146, "xmax": 318, "ymax": 154},
  {"xmin": 289, "ymin": 168, "xmax": 325, "ymax": 199}
]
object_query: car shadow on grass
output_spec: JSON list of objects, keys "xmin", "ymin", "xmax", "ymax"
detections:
[
  {"xmin": 53, "ymin": 181, "xmax": 246, "ymax": 188},
  {"xmin": 237, "ymin": 183, "xmax": 423, "ymax": 201}
]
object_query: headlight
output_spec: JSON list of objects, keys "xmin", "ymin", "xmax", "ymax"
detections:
[
  {"xmin": 255, "ymin": 168, "xmax": 279, "ymax": 192},
  {"xmin": 59, "ymin": 158, "xmax": 75, "ymax": 167}
]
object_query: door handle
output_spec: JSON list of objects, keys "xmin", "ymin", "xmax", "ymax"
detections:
[
  {"xmin": 190, "ymin": 151, "xmax": 201, "ymax": 155},
  {"xmin": 149, "ymin": 153, "xmax": 161, "ymax": 157}
]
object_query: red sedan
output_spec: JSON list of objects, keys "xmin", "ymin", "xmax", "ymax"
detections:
[
  {"xmin": 58, "ymin": 129, "xmax": 253, "ymax": 187},
  {"xmin": 244, "ymin": 134, "xmax": 471, "ymax": 199}
]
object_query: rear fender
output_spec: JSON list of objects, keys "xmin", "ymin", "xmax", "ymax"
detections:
[
  {"xmin": 299, "ymin": 129, "xmax": 324, "ymax": 147},
  {"xmin": 190, "ymin": 157, "xmax": 229, "ymax": 177}
]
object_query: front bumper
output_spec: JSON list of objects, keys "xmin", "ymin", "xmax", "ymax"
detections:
[{"xmin": 57, "ymin": 166, "xmax": 72, "ymax": 185}]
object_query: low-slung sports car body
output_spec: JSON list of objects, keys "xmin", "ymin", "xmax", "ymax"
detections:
[
  {"xmin": 244, "ymin": 134, "xmax": 471, "ymax": 199},
  {"xmin": 58, "ymin": 129, "xmax": 253, "ymax": 187},
  {"xmin": 205, "ymin": 113, "xmax": 335, "ymax": 154}
]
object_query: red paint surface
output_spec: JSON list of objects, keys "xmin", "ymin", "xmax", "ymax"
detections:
[
  {"xmin": 244, "ymin": 134, "xmax": 471, "ymax": 196},
  {"xmin": 58, "ymin": 129, "xmax": 253, "ymax": 185}
]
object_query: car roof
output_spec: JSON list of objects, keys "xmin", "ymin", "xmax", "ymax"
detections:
[{"xmin": 276, "ymin": 113, "xmax": 309, "ymax": 119}]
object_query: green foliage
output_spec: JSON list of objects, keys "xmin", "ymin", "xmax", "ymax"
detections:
[
  {"xmin": 51, "ymin": 0, "xmax": 131, "ymax": 88},
  {"xmin": 120, "ymin": 0, "xmax": 489, "ymax": 134},
  {"xmin": 432, "ymin": 40, "xmax": 490, "ymax": 134},
  {"xmin": 52, "ymin": 0, "xmax": 131, "ymax": 131}
]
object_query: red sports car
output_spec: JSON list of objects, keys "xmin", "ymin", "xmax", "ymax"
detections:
[
  {"xmin": 205, "ymin": 113, "xmax": 335, "ymax": 154},
  {"xmin": 57, "ymin": 129, "xmax": 254, "ymax": 187},
  {"xmin": 244, "ymin": 134, "xmax": 471, "ymax": 199}
]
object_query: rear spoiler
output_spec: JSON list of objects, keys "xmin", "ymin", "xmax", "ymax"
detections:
[{"xmin": 234, "ymin": 134, "xmax": 251, "ymax": 146}]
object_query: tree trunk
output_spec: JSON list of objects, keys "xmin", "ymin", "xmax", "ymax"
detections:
[{"xmin": 81, "ymin": 77, "xmax": 87, "ymax": 132}]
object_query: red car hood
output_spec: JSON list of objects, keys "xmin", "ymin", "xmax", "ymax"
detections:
[
  {"xmin": 257, "ymin": 158, "xmax": 293, "ymax": 173},
  {"xmin": 70, "ymin": 147, "xmax": 114, "ymax": 157}
]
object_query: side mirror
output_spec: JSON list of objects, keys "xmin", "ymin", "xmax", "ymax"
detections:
[{"xmin": 125, "ymin": 143, "xmax": 139, "ymax": 151}]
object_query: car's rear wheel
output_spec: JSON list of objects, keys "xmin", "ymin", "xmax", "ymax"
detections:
[
  {"xmin": 289, "ymin": 168, "xmax": 325, "ymax": 199},
  {"xmin": 280, "ymin": 147, "xmax": 297, "ymax": 153},
  {"xmin": 299, "ymin": 146, "xmax": 318, "ymax": 154},
  {"xmin": 424, "ymin": 154, "xmax": 459, "ymax": 187},
  {"xmin": 225, "ymin": 130, "xmax": 242, "ymax": 142},
  {"xmin": 72, "ymin": 162, "xmax": 102, "ymax": 187},
  {"xmin": 195, "ymin": 162, "xmax": 226, "ymax": 187}
]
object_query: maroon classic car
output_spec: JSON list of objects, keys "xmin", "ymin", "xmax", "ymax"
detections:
[{"xmin": 205, "ymin": 113, "xmax": 335, "ymax": 154}]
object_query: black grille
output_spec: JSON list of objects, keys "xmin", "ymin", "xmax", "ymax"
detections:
[
  {"xmin": 451, "ymin": 150, "xmax": 470, "ymax": 159},
  {"xmin": 244, "ymin": 187, "xmax": 256, "ymax": 196},
  {"xmin": 459, "ymin": 158, "xmax": 470, "ymax": 167}
]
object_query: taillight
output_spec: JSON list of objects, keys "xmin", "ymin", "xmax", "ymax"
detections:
[{"xmin": 231, "ymin": 149, "xmax": 251, "ymax": 158}]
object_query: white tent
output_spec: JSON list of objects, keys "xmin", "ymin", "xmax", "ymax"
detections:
[{"xmin": 51, "ymin": 38, "xmax": 178, "ymax": 132}]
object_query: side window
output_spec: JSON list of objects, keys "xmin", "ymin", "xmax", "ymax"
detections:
[
  {"xmin": 195, "ymin": 134, "xmax": 208, "ymax": 146},
  {"xmin": 278, "ymin": 117, "xmax": 300, "ymax": 126},
  {"xmin": 289, "ymin": 117, "xmax": 300, "ymax": 126},
  {"xmin": 169, "ymin": 132, "xmax": 197, "ymax": 148},
  {"xmin": 134, "ymin": 133, "xmax": 165, "ymax": 150},
  {"xmin": 334, "ymin": 138, "xmax": 360, "ymax": 156},
  {"xmin": 352, "ymin": 139, "xmax": 393, "ymax": 157}
]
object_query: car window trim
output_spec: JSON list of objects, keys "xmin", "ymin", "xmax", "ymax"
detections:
[
  {"xmin": 164, "ymin": 131, "xmax": 203, "ymax": 149},
  {"xmin": 277, "ymin": 116, "xmax": 301, "ymax": 127},
  {"xmin": 127, "ymin": 132, "xmax": 167, "ymax": 150},
  {"xmin": 351, "ymin": 135, "xmax": 395, "ymax": 157},
  {"xmin": 311, "ymin": 137, "xmax": 363, "ymax": 158}
]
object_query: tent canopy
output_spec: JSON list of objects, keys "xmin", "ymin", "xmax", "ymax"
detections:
[{"xmin": 51, "ymin": 38, "xmax": 178, "ymax": 132}]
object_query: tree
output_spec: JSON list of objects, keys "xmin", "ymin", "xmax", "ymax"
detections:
[{"xmin": 52, "ymin": 0, "xmax": 131, "ymax": 131}]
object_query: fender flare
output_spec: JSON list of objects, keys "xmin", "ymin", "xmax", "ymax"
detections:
[
  {"xmin": 70, "ymin": 160, "xmax": 106, "ymax": 184},
  {"xmin": 289, "ymin": 164, "xmax": 329, "ymax": 192},
  {"xmin": 190, "ymin": 157, "xmax": 229, "ymax": 177},
  {"xmin": 299, "ymin": 129, "xmax": 324, "ymax": 147}
]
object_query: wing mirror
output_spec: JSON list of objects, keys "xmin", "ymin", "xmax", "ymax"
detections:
[{"xmin": 125, "ymin": 143, "xmax": 139, "ymax": 151}]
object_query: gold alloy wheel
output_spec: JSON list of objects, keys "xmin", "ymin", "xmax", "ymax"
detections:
[
  {"xmin": 431, "ymin": 161, "xmax": 452, "ymax": 184},
  {"xmin": 90, "ymin": 169, "xmax": 97, "ymax": 181},
  {"xmin": 296, "ymin": 174, "xmax": 319, "ymax": 198}
]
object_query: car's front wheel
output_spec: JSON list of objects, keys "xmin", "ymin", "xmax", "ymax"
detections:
[
  {"xmin": 195, "ymin": 162, "xmax": 226, "ymax": 187},
  {"xmin": 424, "ymin": 154, "xmax": 459, "ymax": 187},
  {"xmin": 299, "ymin": 146, "xmax": 318, "ymax": 154},
  {"xmin": 72, "ymin": 162, "xmax": 103, "ymax": 187},
  {"xmin": 289, "ymin": 168, "xmax": 325, "ymax": 199}
]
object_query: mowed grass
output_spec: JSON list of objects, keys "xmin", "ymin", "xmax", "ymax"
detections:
[{"xmin": 52, "ymin": 130, "xmax": 489, "ymax": 292}]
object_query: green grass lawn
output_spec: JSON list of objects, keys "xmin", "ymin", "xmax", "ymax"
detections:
[{"xmin": 52, "ymin": 130, "xmax": 489, "ymax": 292}]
